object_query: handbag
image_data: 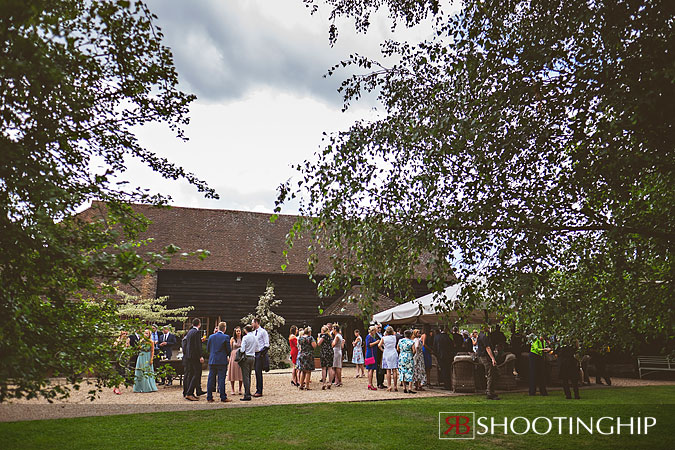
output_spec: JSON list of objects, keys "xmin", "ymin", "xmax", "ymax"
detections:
[
  {"xmin": 235, "ymin": 348, "xmax": 245, "ymax": 364},
  {"xmin": 365, "ymin": 356, "xmax": 376, "ymax": 366}
]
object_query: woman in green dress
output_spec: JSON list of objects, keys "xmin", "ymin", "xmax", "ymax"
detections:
[{"xmin": 133, "ymin": 329, "xmax": 158, "ymax": 393}]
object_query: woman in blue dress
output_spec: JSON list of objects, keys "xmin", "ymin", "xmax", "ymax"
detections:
[
  {"xmin": 364, "ymin": 326, "xmax": 380, "ymax": 391},
  {"xmin": 133, "ymin": 329, "xmax": 158, "ymax": 393},
  {"xmin": 397, "ymin": 329, "xmax": 416, "ymax": 394}
]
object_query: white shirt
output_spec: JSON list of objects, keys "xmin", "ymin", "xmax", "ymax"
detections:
[
  {"xmin": 254, "ymin": 326, "xmax": 269, "ymax": 351},
  {"xmin": 241, "ymin": 333, "xmax": 258, "ymax": 356}
]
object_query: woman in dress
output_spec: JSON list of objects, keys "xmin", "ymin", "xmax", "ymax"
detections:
[
  {"xmin": 412, "ymin": 329, "xmax": 427, "ymax": 391},
  {"xmin": 378, "ymin": 326, "xmax": 399, "ymax": 392},
  {"xmin": 421, "ymin": 325, "xmax": 434, "ymax": 385},
  {"xmin": 133, "ymin": 329, "xmax": 158, "ymax": 393},
  {"xmin": 289, "ymin": 325, "xmax": 299, "ymax": 387},
  {"xmin": 317, "ymin": 325, "xmax": 333, "ymax": 388},
  {"xmin": 471, "ymin": 329, "xmax": 479, "ymax": 353},
  {"xmin": 331, "ymin": 324, "xmax": 344, "ymax": 387},
  {"xmin": 352, "ymin": 329, "xmax": 365, "ymax": 378},
  {"xmin": 228, "ymin": 326, "xmax": 243, "ymax": 395},
  {"xmin": 397, "ymin": 329, "xmax": 416, "ymax": 394},
  {"xmin": 365, "ymin": 326, "xmax": 380, "ymax": 390},
  {"xmin": 297, "ymin": 327, "xmax": 317, "ymax": 390}
]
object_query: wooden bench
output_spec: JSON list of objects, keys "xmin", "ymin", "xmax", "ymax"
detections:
[{"xmin": 637, "ymin": 356, "xmax": 674, "ymax": 379}]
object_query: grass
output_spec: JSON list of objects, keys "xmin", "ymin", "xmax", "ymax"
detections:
[{"xmin": 1, "ymin": 386, "xmax": 674, "ymax": 449}]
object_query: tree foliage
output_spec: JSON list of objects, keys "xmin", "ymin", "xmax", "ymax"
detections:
[
  {"xmin": 242, "ymin": 283, "xmax": 290, "ymax": 369},
  {"xmin": 279, "ymin": 0, "xmax": 675, "ymax": 350},
  {"xmin": 0, "ymin": 0, "xmax": 214, "ymax": 401},
  {"xmin": 115, "ymin": 288, "xmax": 193, "ymax": 325}
]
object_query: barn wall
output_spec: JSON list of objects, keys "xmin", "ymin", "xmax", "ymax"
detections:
[{"xmin": 156, "ymin": 269, "xmax": 339, "ymax": 332}]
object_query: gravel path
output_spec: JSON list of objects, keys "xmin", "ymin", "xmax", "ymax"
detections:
[{"xmin": 0, "ymin": 368, "xmax": 672, "ymax": 422}]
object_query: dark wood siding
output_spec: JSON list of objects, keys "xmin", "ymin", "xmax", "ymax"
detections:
[{"xmin": 156, "ymin": 269, "xmax": 340, "ymax": 330}]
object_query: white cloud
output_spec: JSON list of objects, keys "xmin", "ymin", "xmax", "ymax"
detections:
[
  {"xmin": 126, "ymin": 88, "xmax": 377, "ymax": 213},
  {"xmin": 122, "ymin": 0, "xmax": 438, "ymax": 212}
]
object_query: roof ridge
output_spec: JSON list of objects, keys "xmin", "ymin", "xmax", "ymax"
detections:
[{"xmin": 90, "ymin": 200, "xmax": 304, "ymax": 219}]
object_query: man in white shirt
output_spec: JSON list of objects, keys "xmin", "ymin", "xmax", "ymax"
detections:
[
  {"xmin": 252, "ymin": 318, "xmax": 269, "ymax": 397},
  {"xmin": 238, "ymin": 324, "xmax": 257, "ymax": 401}
]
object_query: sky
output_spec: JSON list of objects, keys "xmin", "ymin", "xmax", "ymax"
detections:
[{"xmin": 116, "ymin": 0, "xmax": 437, "ymax": 214}]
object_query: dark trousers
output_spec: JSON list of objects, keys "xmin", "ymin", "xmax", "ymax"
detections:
[
  {"xmin": 480, "ymin": 356, "xmax": 498, "ymax": 396},
  {"xmin": 561, "ymin": 376, "xmax": 580, "ymax": 399},
  {"xmin": 254, "ymin": 350, "xmax": 266, "ymax": 394},
  {"xmin": 594, "ymin": 358, "xmax": 611, "ymax": 385},
  {"xmin": 375, "ymin": 351, "xmax": 385, "ymax": 386},
  {"xmin": 438, "ymin": 357, "xmax": 452, "ymax": 389},
  {"xmin": 528, "ymin": 352, "xmax": 548, "ymax": 395},
  {"xmin": 207, "ymin": 364, "xmax": 228, "ymax": 401},
  {"xmin": 376, "ymin": 360, "xmax": 385, "ymax": 387},
  {"xmin": 184, "ymin": 358, "xmax": 202, "ymax": 397},
  {"xmin": 239, "ymin": 355, "xmax": 255, "ymax": 399},
  {"xmin": 581, "ymin": 356, "xmax": 591, "ymax": 384},
  {"xmin": 182, "ymin": 359, "xmax": 188, "ymax": 396}
]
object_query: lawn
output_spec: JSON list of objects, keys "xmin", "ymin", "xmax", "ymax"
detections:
[{"xmin": 1, "ymin": 386, "xmax": 674, "ymax": 449}]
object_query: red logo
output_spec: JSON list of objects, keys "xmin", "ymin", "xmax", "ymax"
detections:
[
  {"xmin": 445, "ymin": 416, "xmax": 472, "ymax": 435},
  {"xmin": 439, "ymin": 412, "xmax": 475, "ymax": 439}
]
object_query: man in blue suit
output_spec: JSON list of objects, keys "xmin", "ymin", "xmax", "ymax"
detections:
[
  {"xmin": 206, "ymin": 321, "xmax": 232, "ymax": 403},
  {"xmin": 158, "ymin": 326, "xmax": 177, "ymax": 385}
]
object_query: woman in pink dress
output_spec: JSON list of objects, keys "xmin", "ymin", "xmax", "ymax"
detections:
[
  {"xmin": 228, "ymin": 326, "xmax": 243, "ymax": 395},
  {"xmin": 289, "ymin": 325, "xmax": 299, "ymax": 387}
]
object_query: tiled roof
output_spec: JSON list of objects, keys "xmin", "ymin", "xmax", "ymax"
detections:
[
  {"xmin": 78, "ymin": 202, "xmax": 333, "ymax": 275},
  {"xmin": 321, "ymin": 285, "xmax": 398, "ymax": 317}
]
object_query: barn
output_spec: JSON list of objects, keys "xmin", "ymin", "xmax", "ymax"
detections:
[{"xmin": 81, "ymin": 202, "xmax": 431, "ymax": 335}]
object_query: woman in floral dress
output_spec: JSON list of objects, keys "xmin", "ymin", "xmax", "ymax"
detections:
[
  {"xmin": 296, "ymin": 327, "xmax": 317, "ymax": 390},
  {"xmin": 397, "ymin": 329, "xmax": 416, "ymax": 394},
  {"xmin": 317, "ymin": 325, "xmax": 333, "ymax": 387},
  {"xmin": 412, "ymin": 329, "xmax": 427, "ymax": 391},
  {"xmin": 352, "ymin": 329, "xmax": 365, "ymax": 377}
]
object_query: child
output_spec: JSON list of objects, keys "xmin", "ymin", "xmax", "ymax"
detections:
[{"xmin": 352, "ymin": 329, "xmax": 365, "ymax": 377}]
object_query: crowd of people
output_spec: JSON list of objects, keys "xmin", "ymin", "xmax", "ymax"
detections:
[
  {"xmin": 117, "ymin": 318, "xmax": 610, "ymax": 404},
  {"xmin": 286, "ymin": 321, "xmax": 610, "ymax": 401},
  {"xmin": 182, "ymin": 317, "xmax": 270, "ymax": 402},
  {"xmin": 287, "ymin": 322, "xmax": 432, "ymax": 394}
]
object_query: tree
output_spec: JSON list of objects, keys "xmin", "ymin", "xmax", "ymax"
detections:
[
  {"xmin": 0, "ymin": 0, "xmax": 215, "ymax": 401},
  {"xmin": 115, "ymin": 288, "xmax": 193, "ymax": 325},
  {"xmin": 278, "ymin": 0, "xmax": 674, "ymax": 349},
  {"xmin": 242, "ymin": 283, "xmax": 290, "ymax": 369}
]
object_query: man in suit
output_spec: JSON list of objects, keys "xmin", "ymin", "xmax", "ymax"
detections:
[
  {"xmin": 374, "ymin": 323, "xmax": 386, "ymax": 389},
  {"xmin": 158, "ymin": 326, "xmax": 177, "ymax": 385},
  {"xmin": 183, "ymin": 318, "xmax": 204, "ymax": 401},
  {"xmin": 238, "ymin": 324, "xmax": 257, "ymax": 401},
  {"xmin": 451, "ymin": 326, "xmax": 464, "ymax": 352},
  {"xmin": 433, "ymin": 326, "xmax": 453, "ymax": 390},
  {"xmin": 251, "ymin": 318, "xmax": 269, "ymax": 397},
  {"xmin": 126, "ymin": 328, "xmax": 142, "ymax": 384},
  {"xmin": 489, "ymin": 324, "xmax": 507, "ymax": 350},
  {"xmin": 206, "ymin": 322, "xmax": 232, "ymax": 403}
]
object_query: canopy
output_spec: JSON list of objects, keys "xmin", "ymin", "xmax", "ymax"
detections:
[{"xmin": 371, "ymin": 283, "xmax": 492, "ymax": 325}]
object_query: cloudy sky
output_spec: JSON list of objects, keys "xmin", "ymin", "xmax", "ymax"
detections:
[{"xmin": 118, "ymin": 0, "xmax": 437, "ymax": 214}]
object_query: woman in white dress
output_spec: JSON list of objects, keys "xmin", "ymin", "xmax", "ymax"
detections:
[
  {"xmin": 331, "ymin": 324, "xmax": 344, "ymax": 387},
  {"xmin": 378, "ymin": 326, "xmax": 399, "ymax": 392}
]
